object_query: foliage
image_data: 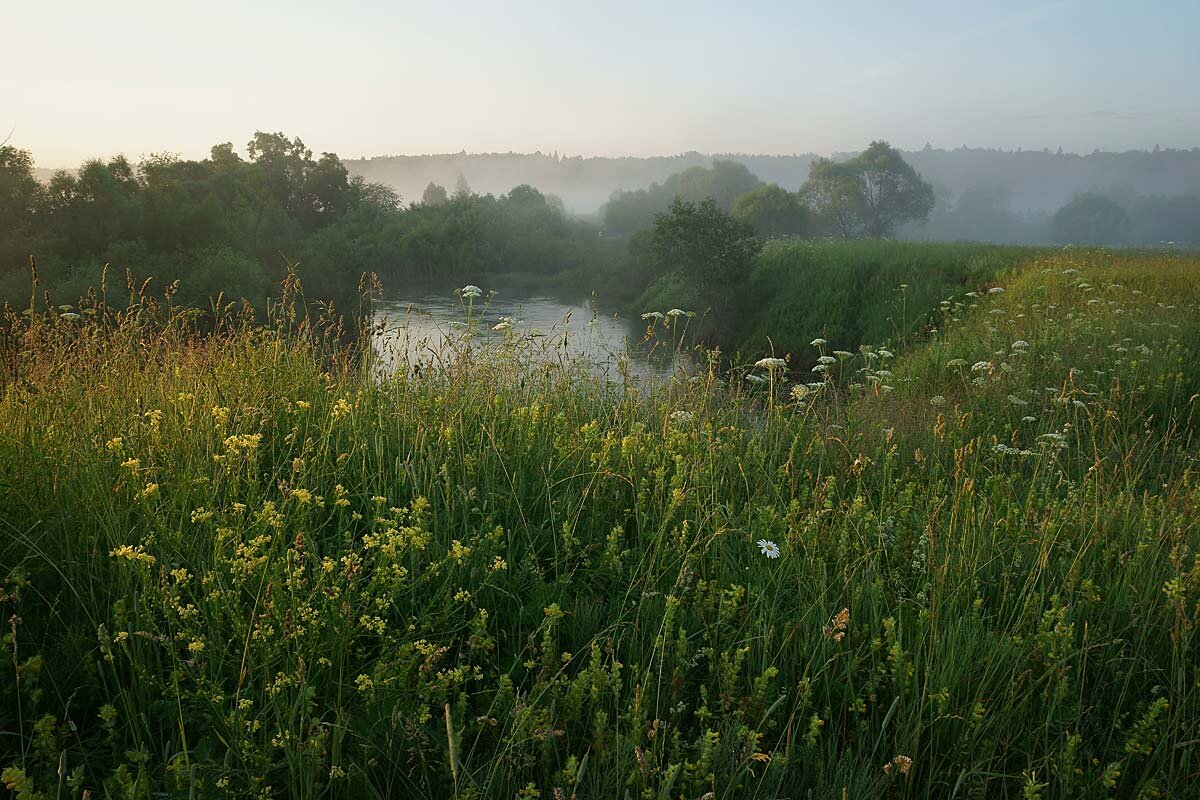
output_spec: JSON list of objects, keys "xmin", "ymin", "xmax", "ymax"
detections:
[
  {"xmin": 730, "ymin": 184, "xmax": 810, "ymax": 238},
  {"xmin": 602, "ymin": 159, "xmax": 762, "ymax": 234},
  {"xmin": 2, "ymin": 249, "xmax": 1198, "ymax": 798},
  {"xmin": 0, "ymin": 137, "xmax": 614, "ymax": 321},
  {"xmin": 421, "ymin": 181, "xmax": 449, "ymax": 205},
  {"xmin": 640, "ymin": 239, "xmax": 1037, "ymax": 366},
  {"xmin": 647, "ymin": 197, "xmax": 761, "ymax": 328},
  {"xmin": 801, "ymin": 141, "xmax": 936, "ymax": 238},
  {"xmin": 1052, "ymin": 192, "xmax": 1131, "ymax": 245}
]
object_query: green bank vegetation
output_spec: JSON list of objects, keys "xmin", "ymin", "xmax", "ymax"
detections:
[{"xmin": 2, "ymin": 247, "xmax": 1198, "ymax": 798}]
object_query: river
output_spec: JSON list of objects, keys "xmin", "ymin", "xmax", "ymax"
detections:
[{"xmin": 371, "ymin": 289, "xmax": 692, "ymax": 384}]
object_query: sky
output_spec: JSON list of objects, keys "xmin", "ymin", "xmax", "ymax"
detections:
[{"xmin": 6, "ymin": 0, "xmax": 1199, "ymax": 167}]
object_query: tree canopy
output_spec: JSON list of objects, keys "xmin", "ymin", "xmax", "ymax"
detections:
[
  {"xmin": 731, "ymin": 184, "xmax": 810, "ymax": 238},
  {"xmin": 1052, "ymin": 193, "xmax": 1131, "ymax": 245},
  {"xmin": 800, "ymin": 141, "xmax": 935, "ymax": 238},
  {"xmin": 603, "ymin": 159, "xmax": 762, "ymax": 234}
]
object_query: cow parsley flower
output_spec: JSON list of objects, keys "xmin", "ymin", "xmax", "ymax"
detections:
[
  {"xmin": 810, "ymin": 338, "xmax": 827, "ymax": 347},
  {"xmin": 754, "ymin": 357, "xmax": 787, "ymax": 370},
  {"xmin": 459, "ymin": 285, "xmax": 482, "ymax": 299}
]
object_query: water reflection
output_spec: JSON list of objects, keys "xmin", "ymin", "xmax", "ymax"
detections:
[{"xmin": 371, "ymin": 290, "xmax": 691, "ymax": 384}]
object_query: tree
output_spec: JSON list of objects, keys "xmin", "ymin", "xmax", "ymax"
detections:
[
  {"xmin": 1052, "ymin": 193, "xmax": 1130, "ymax": 245},
  {"xmin": 651, "ymin": 197, "xmax": 761, "ymax": 324},
  {"xmin": 421, "ymin": 181, "xmax": 448, "ymax": 206},
  {"xmin": 731, "ymin": 184, "xmax": 809, "ymax": 238},
  {"xmin": 603, "ymin": 159, "xmax": 763, "ymax": 234},
  {"xmin": 800, "ymin": 141, "xmax": 935, "ymax": 238},
  {"xmin": 453, "ymin": 174, "xmax": 472, "ymax": 200},
  {"xmin": 0, "ymin": 145, "xmax": 43, "ymax": 235}
]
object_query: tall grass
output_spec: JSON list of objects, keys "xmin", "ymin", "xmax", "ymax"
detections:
[
  {"xmin": 641, "ymin": 240, "xmax": 1040, "ymax": 366},
  {"xmin": 1, "ymin": 248, "xmax": 1198, "ymax": 798}
]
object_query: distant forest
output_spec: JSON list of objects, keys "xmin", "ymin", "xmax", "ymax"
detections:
[{"xmin": 345, "ymin": 146, "xmax": 1200, "ymax": 244}]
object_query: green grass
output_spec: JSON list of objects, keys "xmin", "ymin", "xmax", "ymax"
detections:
[
  {"xmin": 1, "ymin": 248, "xmax": 1198, "ymax": 799},
  {"xmin": 640, "ymin": 239, "xmax": 1041, "ymax": 366}
]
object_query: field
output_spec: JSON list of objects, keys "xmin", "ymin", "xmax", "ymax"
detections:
[{"xmin": 2, "ymin": 247, "xmax": 1199, "ymax": 798}]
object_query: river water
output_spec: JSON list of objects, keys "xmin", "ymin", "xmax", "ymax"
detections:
[{"xmin": 371, "ymin": 290, "xmax": 692, "ymax": 384}]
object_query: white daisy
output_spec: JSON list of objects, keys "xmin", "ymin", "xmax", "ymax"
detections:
[{"xmin": 757, "ymin": 539, "xmax": 781, "ymax": 559}]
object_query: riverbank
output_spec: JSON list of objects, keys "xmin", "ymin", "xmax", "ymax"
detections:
[{"xmin": 2, "ymin": 248, "xmax": 1198, "ymax": 797}]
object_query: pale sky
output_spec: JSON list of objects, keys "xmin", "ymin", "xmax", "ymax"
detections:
[{"xmin": 7, "ymin": 0, "xmax": 1199, "ymax": 168}]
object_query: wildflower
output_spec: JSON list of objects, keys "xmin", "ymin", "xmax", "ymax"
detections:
[
  {"xmin": 970, "ymin": 361, "xmax": 991, "ymax": 373},
  {"xmin": 191, "ymin": 507, "xmax": 214, "ymax": 523},
  {"xmin": 790, "ymin": 385, "xmax": 811, "ymax": 402},
  {"xmin": 449, "ymin": 540, "xmax": 472, "ymax": 563},
  {"xmin": 988, "ymin": 286, "xmax": 1005, "ymax": 294},
  {"xmin": 746, "ymin": 373, "xmax": 769, "ymax": 384},
  {"xmin": 946, "ymin": 359, "xmax": 968, "ymax": 369},
  {"xmin": 810, "ymin": 338, "xmax": 827, "ymax": 347},
  {"xmin": 492, "ymin": 319, "xmax": 512, "ymax": 332},
  {"xmin": 121, "ymin": 457, "xmax": 141, "ymax": 471},
  {"xmin": 140, "ymin": 483, "xmax": 159, "ymax": 498},
  {"xmin": 817, "ymin": 355, "xmax": 837, "ymax": 365},
  {"xmin": 454, "ymin": 589, "xmax": 472, "ymax": 602},
  {"xmin": 1011, "ymin": 340, "xmax": 1029, "ymax": 349},
  {"xmin": 669, "ymin": 410, "xmax": 694, "ymax": 425},
  {"xmin": 878, "ymin": 349, "xmax": 894, "ymax": 359},
  {"xmin": 59, "ymin": 312, "xmax": 82, "ymax": 320},
  {"xmin": 757, "ymin": 539, "xmax": 781, "ymax": 559},
  {"xmin": 833, "ymin": 350, "xmax": 853, "ymax": 360},
  {"xmin": 459, "ymin": 284, "xmax": 482, "ymax": 299},
  {"xmin": 823, "ymin": 607, "xmax": 850, "ymax": 641},
  {"xmin": 331, "ymin": 398, "xmax": 353, "ymax": 419},
  {"xmin": 109, "ymin": 544, "xmax": 156, "ymax": 566},
  {"xmin": 187, "ymin": 640, "xmax": 205, "ymax": 655},
  {"xmin": 641, "ymin": 311, "xmax": 664, "ymax": 321},
  {"xmin": 754, "ymin": 357, "xmax": 787, "ymax": 370},
  {"xmin": 291, "ymin": 488, "xmax": 313, "ymax": 504},
  {"xmin": 489, "ymin": 556, "xmax": 508, "ymax": 573},
  {"xmin": 106, "ymin": 436, "xmax": 124, "ymax": 452},
  {"xmin": 884, "ymin": 755, "xmax": 913, "ymax": 776},
  {"xmin": 666, "ymin": 308, "xmax": 692, "ymax": 317}
]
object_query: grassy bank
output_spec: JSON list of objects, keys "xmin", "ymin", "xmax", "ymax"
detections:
[
  {"xmin": 639, "ymin": 240, "xmax": 1041, "ymax": 365},
  {"xmin": 2, "ymin": 249, "xmax": 1199, "ymax": 798}
]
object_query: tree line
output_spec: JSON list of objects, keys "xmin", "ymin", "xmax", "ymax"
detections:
[{"xmin": 0, "ymin": 134, "xmax": 616, "ymax": 318}]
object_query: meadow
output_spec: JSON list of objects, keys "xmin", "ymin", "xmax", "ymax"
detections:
[{"xmin": 1, "ymin": 246, "xmax": 1198, "ymax": 798}]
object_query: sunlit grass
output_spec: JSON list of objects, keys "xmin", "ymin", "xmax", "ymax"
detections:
[{"xmin": 1, "ymin": 248, "xmax": 1198, "ymax": 798}]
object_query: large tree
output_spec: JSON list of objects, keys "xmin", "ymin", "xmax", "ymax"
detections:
[
  {"xmin": 800, "ymin": 141, "xmax": 935, "ymax": 238},
  {"xmin": 651, "ymin": 197, "xmax": 761, "ymax": 323},
  {"xmin": 731, "ymin": 184, "xmax": 809, "ymax": 238}
]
